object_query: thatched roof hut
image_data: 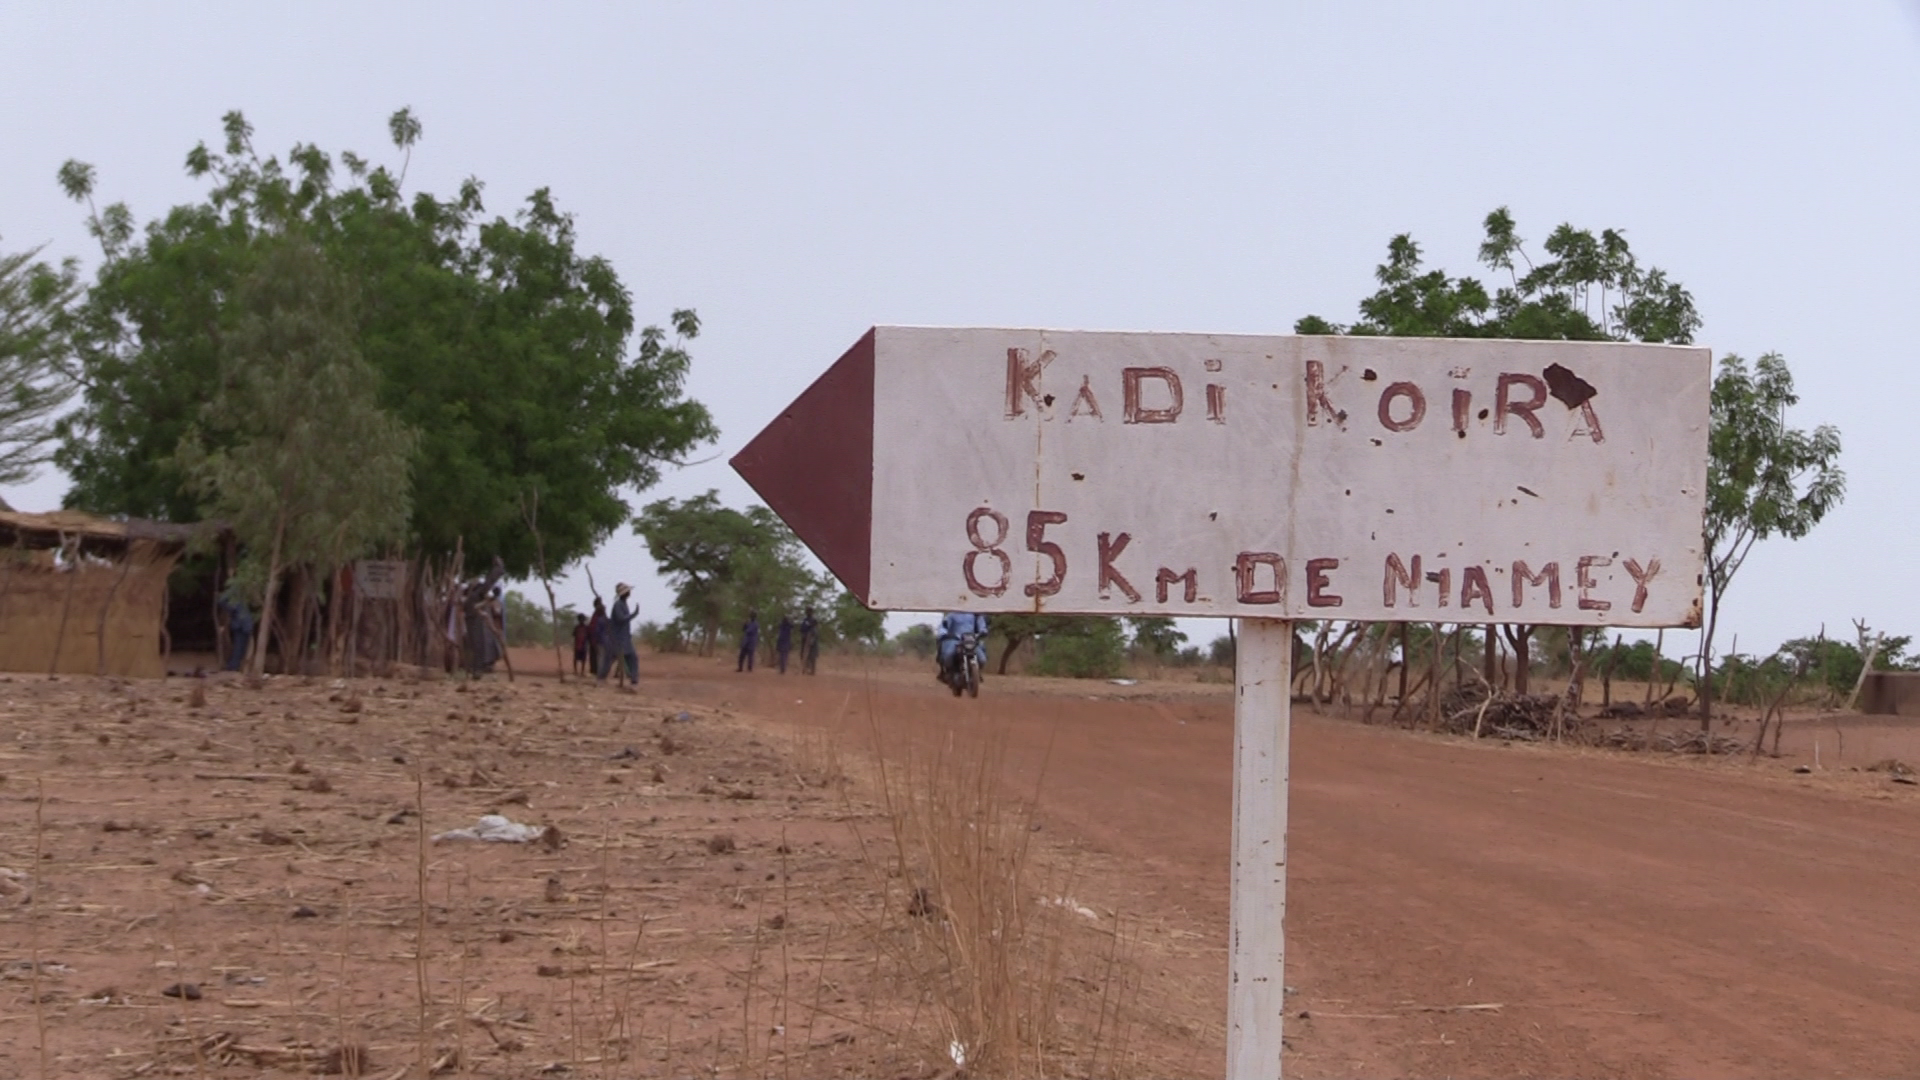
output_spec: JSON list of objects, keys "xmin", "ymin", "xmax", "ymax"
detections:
[{"xmin": 0, "ymin": 509, "xmax": 205, "ymax": 678}]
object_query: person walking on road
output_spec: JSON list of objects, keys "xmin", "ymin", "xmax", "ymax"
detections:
[
  {"xmin": 776, "ymin": 614, "xmax": 795, "ymax": 674},
  {"xmin": 599, "ymin": 584, "xmax": 640, "ymax": 686},
  {"xmin": 737, "ymin": 611, "xmax": 760, "ymax": 672},
  {"xmin": 220, "ymin": 591, "xmax": 254, "ymax": 673},
  {"xmin": 799, "ymin": 607, "xmax": 819, "ymax": 675}
]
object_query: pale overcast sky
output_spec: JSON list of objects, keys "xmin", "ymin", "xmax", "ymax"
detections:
[{"xmin": 3, "ymin": 3, "xmax": 1916, "ymax": 657}]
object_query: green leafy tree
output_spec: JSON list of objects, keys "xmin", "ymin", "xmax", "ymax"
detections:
[
  {"xmin": 985, "ymin": 614, "xmax": 1051, "ymax": 675},
  {"xmin": 829, "ymin": 590, "xmax": 887, "ymax": 649},
  {"xmin": 894, "ymin": 623, "xmax": 938, "ymax": 660},
  {"xmin": 979, "ymin": 614, "xmax": 1130, "ymax": 678},
  {"xmin": 1127, "ymin": 616, "xmax": 1187, "ymax": 659},
  {"xmin": 1030, "ymin": 617, "xmax": 1128, "ymax": 679},
  {"xmin": 632, "ymin": 491, "xmax": 826, "ymax": 654},
  {"xmin": 1699, "ymin": 353, "xmax": 1844, "ymax": 726},
  {"xmin": 1597, "ymin": 639, "xmax": 1688, "ymax": 686},
  {"xmin": 1299, "ymin": 209, "xmax": 1699, "ymax": 344},
  {"xmin": 1299, "ymin": 208, "xmax": 1701, "ymax": 692},
  {"xmin": 0, "ymin": 240, "xmax": 81, "ymax": 486},
  {"xmin": 504, "ymin": 589, "xmax": 578, "ymax": 647},
  {"xmin": 1208, "ymin": 634, "xmax": 1236, "ymax": 666},
  {"xmin": 174, "ymin": 237, "xmax": 414, "ymax": 675},
  {"xmin": 55, "ymin": 109, "xmax": 713, "ymax": 573},
  {"xmin": 1770, "ymin": 634, "xmax": 1912, "ymax": 700}
]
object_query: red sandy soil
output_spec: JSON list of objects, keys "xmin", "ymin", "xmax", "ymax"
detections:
[
  {"xmin": 632, "ymin": 651, "xmax": 1920, "ymax": 1080},
  {"xmin": 4, "ymin": 649, "xmax": 1920, "ymax": 1078}
]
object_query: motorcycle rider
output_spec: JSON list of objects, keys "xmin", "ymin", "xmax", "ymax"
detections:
[{"xmin": 936, "ymin": 611, "xmax": 989, "ymax": 682}]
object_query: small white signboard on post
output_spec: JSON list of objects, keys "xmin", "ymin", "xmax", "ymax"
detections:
[
  {"xmin": 354, "ymin": 559, "xmax": 406, "ymax": 602},
  {"xmin": 734, "ymin": 326, "xmax": 1710, "ymax": 1077}
]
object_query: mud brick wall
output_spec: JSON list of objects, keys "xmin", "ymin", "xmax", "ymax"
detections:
[{"xmin": 1860, "ymin": 673, "xmax": 1920, "ymax": 717}]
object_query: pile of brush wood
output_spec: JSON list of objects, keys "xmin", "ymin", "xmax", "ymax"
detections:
[
  {"xmin": 1436, "ymin": 685, "xmax": 1585, "ymax": 742},
  {"xmin": 1594, "ymin": 727, "xmax": 1745, "ymax": 755},
  {"xmin": 1593, "ymin": 696, "xmax": 1695, "ymax": 720}
]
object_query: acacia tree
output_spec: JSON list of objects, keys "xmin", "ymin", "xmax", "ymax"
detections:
[
  {"xmin": 986, "ymin": 614, "xmax": 1126, "ymax": 676},
  {"xmin": 56, "ymin": 109, "xmax": 713, "ymax": 574},
  {"xmin": 829, "ymin": 591, "xmax": 887, "ymax": 648},
  {"xmin": 1128, "ymin": 616, "xmax": 1188, "ymax": 659},
  {"xmin": 1297, "ymin": 207, "xmax": 1700, "ymax": 692},
  {"xmin": 1698, "ymin": 353, "xmax": 1843, "ymax": 727},
  {"xmin": 0, "ymin": 240, "xmax": 80, "ymax": 486},
  {"xmin": 633, "ymin": 491, "xmax": 829, "ymax": 654},
  {"xmin": 174, "ymin": 237, "xmax": 414, "ymax": 675}
]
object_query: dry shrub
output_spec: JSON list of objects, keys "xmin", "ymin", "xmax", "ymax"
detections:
[{"xmin": 856, "ymin": 726, "xmax": 1141, "ymax": 1078}]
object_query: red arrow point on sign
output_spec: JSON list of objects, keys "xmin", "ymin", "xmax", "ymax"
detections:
[{"xmin": 730, "ymin": 329, "xmax": 875, "ymax": 602}]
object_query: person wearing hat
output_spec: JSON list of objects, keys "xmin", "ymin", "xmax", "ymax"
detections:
[{"xmin": 599, "ymin": 582, "xmax": 640, "ymax": 686}]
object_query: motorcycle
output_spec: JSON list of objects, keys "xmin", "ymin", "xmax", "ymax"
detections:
[{"xmin": 942, "ymin": 630, "xmax": 982, "ymax": 698}]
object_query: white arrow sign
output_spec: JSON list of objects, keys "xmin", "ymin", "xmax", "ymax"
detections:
[{"xmin": 735, "ymin": 326, "xmax": 1710, "ymax": 625}]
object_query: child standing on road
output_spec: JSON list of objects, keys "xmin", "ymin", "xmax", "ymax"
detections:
[{"xmin": 571, "ymin": 613, "xmax": 590, "ymax": 676}]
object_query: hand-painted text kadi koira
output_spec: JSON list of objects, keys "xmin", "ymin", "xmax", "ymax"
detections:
[{"xmin": 732, "ymin": 326, "xmax": 1710, "ymax": 627}]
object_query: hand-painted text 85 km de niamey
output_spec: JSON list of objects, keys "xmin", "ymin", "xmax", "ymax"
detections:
[{"xmin": 733, "ymin": 325, "xmax": 1710, "ymax": 1080}]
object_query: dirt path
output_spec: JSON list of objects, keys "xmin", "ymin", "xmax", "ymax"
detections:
[{"xmin": 644, "ymin": 652, "xmax": 1920, "ymax": 1079}]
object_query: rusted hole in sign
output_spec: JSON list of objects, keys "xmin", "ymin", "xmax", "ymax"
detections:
[
  {"xmin": 1071, "ymin": 472, "xmax": 1085, "ymax": 481},
  {"xmin": 1542, "ymin": 363, "xmax": 1597, "ymax": 409},
  {"xmin": 1362, "ymin": 368, "xmax": 1378, "ymax": 381}
]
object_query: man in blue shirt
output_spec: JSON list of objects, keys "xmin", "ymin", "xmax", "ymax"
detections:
[
  {"xmin": 220, "ymin": 592, "xmax": 254, "ymax": 672},
  {"xmin": 598, "ymin": 583, "xmax": 639, "ymax": 685},
  {"xmin": 936, "ymin": 611, "xmax": 989, "ymax": 679},
  {"xmin": 775, "ymin": 614, "xmax": 794, "ymax": 674},
  {"xmin": 799, "ymin": 607, "xmax": 820, "ymax": 675},
  {"xmin": 737, "ymin": 611, "xmax": 760, "ymax": 672}
]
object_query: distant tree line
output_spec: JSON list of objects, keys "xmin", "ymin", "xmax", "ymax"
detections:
[{"xmin": 632, "ymin": 490, "xmax": 884, "ymax": 657}]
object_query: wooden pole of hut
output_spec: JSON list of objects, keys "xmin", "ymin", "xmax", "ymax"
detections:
[
  {"xmin": 347, "ymin": 563, "xmax": 363, "ymax": 678},
  {"xmin": 1397, "ymin": 622, "xmax": 1410, "ymax": 705},
  {"xmin": 1430, "ymin": 623, "xmax": 1443, "ymax": 728},
  {"xmin": 95, "ymin": 541, "xmax": 139, "ymax": 676},
  {"xmin": 0, "ymin": 533, "xmax": 21, "ymax": 626},
  {"xmin": 1602, "ymin": 633, "xmax": 1623, "ymax": 708},
  {"xmin": 48, "ymin": 532, "xmax": 81, "ymax": 676}
]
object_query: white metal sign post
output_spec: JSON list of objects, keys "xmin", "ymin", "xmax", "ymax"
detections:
[
  {"xmin": 1230, "ymin": 617, "xmax": 1293, "ymax": 1076},
  {"xmin": 734, "ymin": 326, "xmax": 1710, "ymax": 1078}
]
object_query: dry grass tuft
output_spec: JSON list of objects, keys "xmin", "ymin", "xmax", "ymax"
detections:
[{"xmin": 851, "ymin": 725, "xmax": 1144, "ymax": 1078}]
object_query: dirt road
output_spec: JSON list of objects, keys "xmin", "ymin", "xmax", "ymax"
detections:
[{"xmin": 642, "ymin": 653, "xmax": 1920, "ymax": 1079}]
